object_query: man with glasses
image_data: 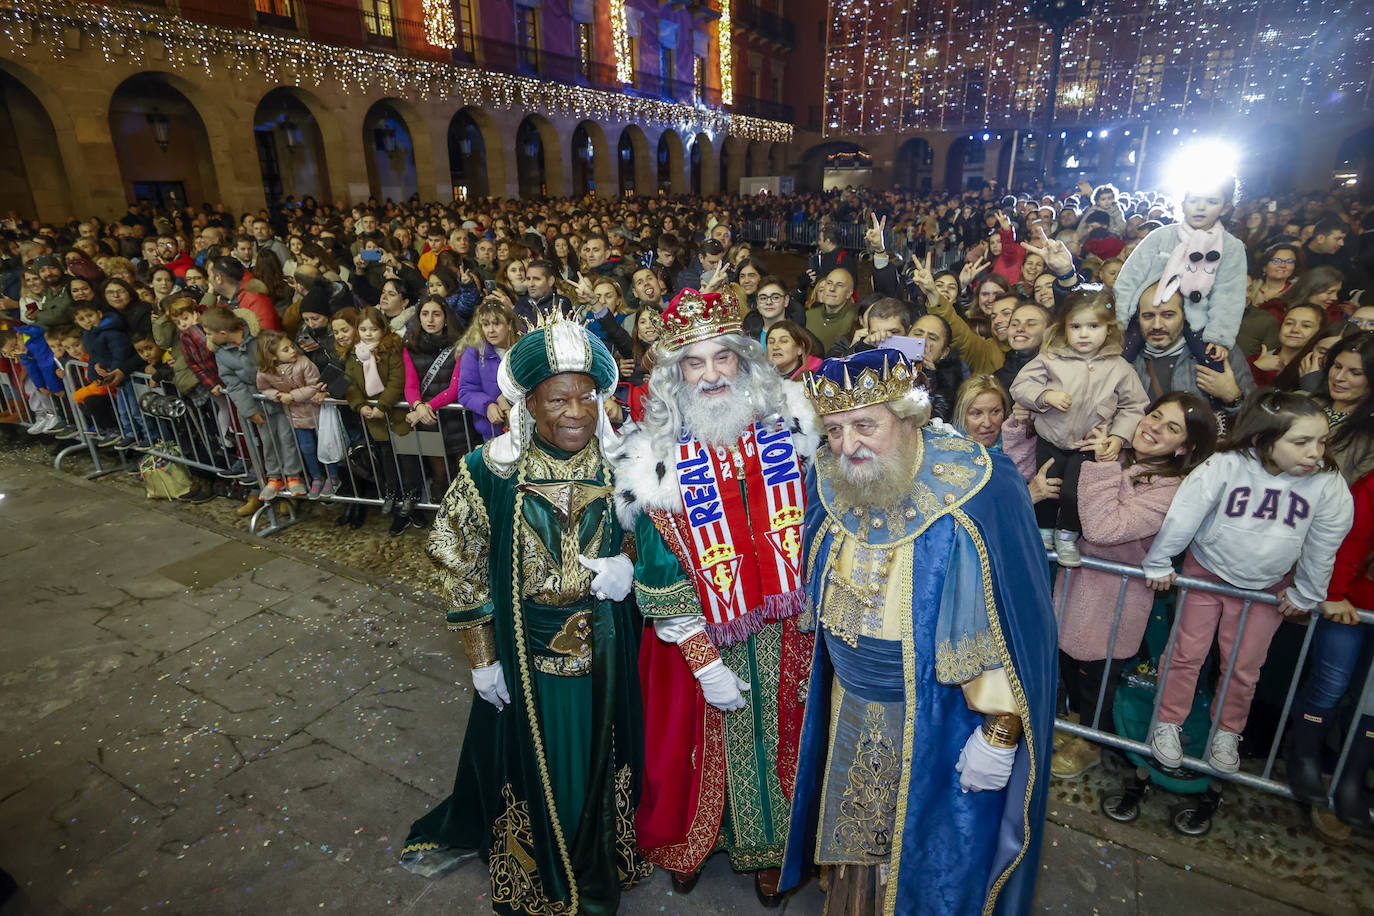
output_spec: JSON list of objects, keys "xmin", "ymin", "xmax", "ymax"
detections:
[{"xmin": 155, "ymin": 235, "xmax": 196, "ymax": 279}]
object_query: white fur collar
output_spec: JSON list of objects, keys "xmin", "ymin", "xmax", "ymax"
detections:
[{"xmin": 611, "ymin": 380, "xmax": 820, "ymax": 530}]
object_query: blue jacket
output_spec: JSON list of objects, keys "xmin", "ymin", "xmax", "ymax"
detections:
[
  {"xmin": 81, "ymin": 311, "xmax": 140, "ymax": 380},
  {"xmin": 17, "ymin": 324, "xmax": 60, "ymax": 392},
  {"xmin": 445, "ymin": 280, "xmax": 481, "ymax": 326}
]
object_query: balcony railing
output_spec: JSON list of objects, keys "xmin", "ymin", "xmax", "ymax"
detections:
[{"xmin": 734, "ymin": 2, "xmax": 796, "ymax": 49}]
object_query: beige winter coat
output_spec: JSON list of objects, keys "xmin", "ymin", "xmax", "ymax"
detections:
[{"xmin": 1009, "ymin": 338, "xmax": 1149, "ymax": 449}]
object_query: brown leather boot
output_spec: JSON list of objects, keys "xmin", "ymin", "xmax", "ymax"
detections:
[{"xmin": 755, "ymin": 867, "xmax": 783, "ymax": 908}]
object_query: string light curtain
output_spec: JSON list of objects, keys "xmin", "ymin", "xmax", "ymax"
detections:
[
  {"xmin": 718, "ymin": 0, "xmax": 733, "ymax": 105},
  {"xmin": 422, "ymin": 0, "xmax": 456, "ymax": 48},
  {"xmin": 0, "ymin": 0, "xmax": 792, "ymax": 142},
  {"xmin": 822, "ymin": 0, "xmax": 1374, "ymax": 136},
  {"xmin": 611, "ymin": 0, "xmax": 633, "ymax": 83}
]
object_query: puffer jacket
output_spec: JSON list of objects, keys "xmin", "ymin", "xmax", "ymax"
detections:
[
  {"xmin": 81, "ymin": 310, "xmax": 140, "ymax": 379},
  {"xmin": 345, "ymin": 343, "xmax": 409, "ymax": 440},
  {"xmin": 256, "ymin": 354, "xmax": 321, "ymax": 429},
  {"xmin": 213, "ymin": 331, "xmax": 262, "ymax": 420},
  {"xmin": 1009, "ymin": 338, "xmax": 1149, "ymax": 449}
]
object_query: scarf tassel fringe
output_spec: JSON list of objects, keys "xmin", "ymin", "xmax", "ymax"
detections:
[{"xmin": 705, "ymin": 588, "xmax": 806, "ymax": 647}]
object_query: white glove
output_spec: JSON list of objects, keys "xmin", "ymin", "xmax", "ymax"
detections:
[
  {"xmin": 695, "ymin": 660, "xmax": 750, "ymax": 712},
  {"xmin": 578, "ymin": 554, "xmax": 634, "ymax": 602},
  {"xmin": 955, "ymin": 727, "xmax": 1017, "ymax": 793},
  {"xmin": 471, "ymin": 661, "xmax": 511, "ymax": 711}
]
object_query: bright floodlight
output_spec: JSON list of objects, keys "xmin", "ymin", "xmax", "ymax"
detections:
[{"xmin": 1163, "ymin": 139, "xmax": 1238, "ymax": 201}]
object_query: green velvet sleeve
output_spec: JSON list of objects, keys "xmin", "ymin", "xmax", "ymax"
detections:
[{"xmin": 632, "ymin": 511, "xmax": 702, "ymax": 619}]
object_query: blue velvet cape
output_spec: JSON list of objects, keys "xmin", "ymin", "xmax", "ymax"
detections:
[{"xmin": 781, "ymin": 433, "xmax": 1056, "ymax": 916}]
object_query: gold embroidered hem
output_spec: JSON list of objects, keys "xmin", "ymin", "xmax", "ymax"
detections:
[
  {"xmin": 817, "ymin": 689, "xmax": 903, "ymax": 867},
  {"xmin": 614, "ymin": 766, "xmax": 654, "ymax": 886},
  {"xmin": 951, "ymin": 511, "xmax": 1040, "ymax": 915},
  {"xmin": 934, "ymin": 629, "xmax": 1001, "ymax": 684},
  {"xmin": 489, "ymin": 784, "xmax": 572, "ymax": 916},
  {"xmin": 720, "ymin": 624, "xmax": 790, "ymax": 871}
]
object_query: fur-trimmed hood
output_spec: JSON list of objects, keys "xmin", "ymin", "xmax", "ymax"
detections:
[{"xmin": 610, "ymin": 380, "xmax": 821, "ymax": 530}]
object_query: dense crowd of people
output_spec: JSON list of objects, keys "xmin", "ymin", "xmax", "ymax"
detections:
[{"xmin": 2, "ymin": 174, "xmax": 1374, "ymax": 871}]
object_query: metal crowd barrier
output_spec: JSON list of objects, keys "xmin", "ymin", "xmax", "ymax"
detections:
[
  {"xmin": 50, "ymin": 358, "xmax": 132, "ymax": 479},
  {"xmin": 245, "ymin": 391, "xmax": 481, "ymax": 513},
  {"xmin": 43, "ymin": 360, "xmax": 485, "ymax": 533},
  {"xmin": 1049, "ymin": 551, "xmax": 1374, "ymax": 811},
  {"xmin": 0, "ymin": 361, "xmax": 37, "ymax": 430}
]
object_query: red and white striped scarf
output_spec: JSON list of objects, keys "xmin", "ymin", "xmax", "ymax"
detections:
[{"xmin": 674, "ymin": 418, "xmax": 807, "ymax": 646}]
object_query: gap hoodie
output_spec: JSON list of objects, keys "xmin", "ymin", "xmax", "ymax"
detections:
[{"xmin": 1141, "ymin": 450, "xmax": 1353, "ymax": 610}]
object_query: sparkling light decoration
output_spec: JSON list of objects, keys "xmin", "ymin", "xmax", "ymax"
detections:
[
  {"xmin": 718, "ymin": 0, "xmax": 734, "ymax": 106},
  {"xmin": 421, "ymin": 0, "xmax": 456, "ymax": 49},
  {"xmin": 0, "ymin": 0, "xmax": 792, "ymax": 143},
  {"xmin": 821, "ymin": 0, "xmax": 1374, "ymax": 136},
  {"xmin": 610, "ymin": 0, "xmax": 633, "ymax": 84}
]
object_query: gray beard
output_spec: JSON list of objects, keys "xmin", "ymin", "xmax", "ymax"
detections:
[
  {"xmin": 682, "ymin": 382, "xmax": 756, "ymax": 446},
  {"xmin": 829, "ymin": 437, "xmax": 921, "ymax": 508}
]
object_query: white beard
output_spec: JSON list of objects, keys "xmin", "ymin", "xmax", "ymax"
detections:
[
  {"xmin": 830, "ymin": 435, "xmax": 921, "ymax": 508},
  {"xmin": 682, "ymin": 379, "xmax": 756, "ymax": 446}
]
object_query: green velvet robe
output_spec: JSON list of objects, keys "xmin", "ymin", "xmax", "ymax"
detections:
[{"xmin": 402, "ymin": 436, "xmax": 649, "ymax": 915}]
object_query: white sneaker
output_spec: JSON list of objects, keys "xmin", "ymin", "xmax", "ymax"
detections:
[
  {"xmin": 1055, "ymin": 531, "xmax": 1082, "ymax": 568},
  {"xmin": 25, "ymin": 415, "xmax": 48, "ymax": 434},
  {"xmin": 1040, "ymin": 528, "xmax": 1054, "ymax": 551},
  {"xmin": 1151, "ymin": 722, "xmax": 1183, "ymax": 768},
  {"xmin": 38, "ymin": 412, "xmax": 61, "ymax": 432},
  {"xmin": 1208, "ymin": 730, "xmax": 1241, "ymax": 773}
]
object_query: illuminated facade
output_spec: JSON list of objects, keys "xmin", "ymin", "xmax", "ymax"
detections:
[
  {"xmin": 822, "ymin": 0, "xmax": 1374, "ymax": 136},
  {"xmin": 0, "ymin": 0, "xmax": 796, "ymax": 217}
]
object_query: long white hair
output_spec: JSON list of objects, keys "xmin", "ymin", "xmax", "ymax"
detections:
[{"xmin": 641, "ymin": 334, "xmax": 788, "ymax": 453}]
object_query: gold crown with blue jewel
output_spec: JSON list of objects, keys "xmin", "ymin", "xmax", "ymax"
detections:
[{"xmin": 804, "ymin": 349, "xmax": 924, "ymax": 416}]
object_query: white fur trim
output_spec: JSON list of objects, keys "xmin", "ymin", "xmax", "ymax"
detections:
[{"xmin": 610, "ymin": 380, "xmax": 822, "ymax": 530}]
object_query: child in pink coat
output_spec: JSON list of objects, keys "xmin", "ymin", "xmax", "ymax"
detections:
[
  {"xmin": 255, "ymin": 330, "xmax": 337, "ymax": 498},
  {"xmin": 1050, "ymin": 392, "xmax": 1218, "ymax": 779}
]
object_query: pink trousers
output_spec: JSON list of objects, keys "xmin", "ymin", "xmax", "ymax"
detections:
[{"xmin": 1156, "ymin": 552, "xmax": 1286, "ymax": 734}]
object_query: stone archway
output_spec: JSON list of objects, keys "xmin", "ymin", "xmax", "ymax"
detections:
[
  {"xmin": 108, "ymin": 71, "xmax": 223, "ymax": 209},
  {"xmin": 657, "ymin": 128, "xmax": 685, "ymax": 194},
  {"xmin": 721, "ymin": 136, "xmax": 747, "ymax": 194},
  {"xmin": 798, "ymin": 141, "xmax": 872, "ymax": 191},
  {"xmin": 689, "ymin": 133, "xmax": 718, "ymax": 195},
  {"xmin": 0, "ymin": 67, "xmax": 75, "ymax": 219},
  {"xmin": 618, "ymin": 125, "xmax": 652, "ymax": 196},
  {"xmin": 448, "ymin": 108, "xmax": 489, "ymax": 200},
  {"xmin": 571, "ymin": 120, "xmax": 611, "ymax": 197},
  {"xmin": 516, "ymin": 114, "xmax": 561, "ymax": 198},
  {"xmin": 896, "ymin": 137, "xmax": 933, "ymax": 192},
  {"xmin": 944, "ymin": 136, "xmax": 985, "ymax": 191},
  {"xmin": 253, "ymin": 87, "xmax": 334, "ymax": 206},
  {"xmin": 362, "ymin": 99, "xmax": 420, "ymax": 203}
]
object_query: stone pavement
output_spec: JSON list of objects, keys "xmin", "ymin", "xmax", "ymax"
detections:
[{"xmin": 0, "ymin": 461, "xmax": 1353, "ymax": 915}]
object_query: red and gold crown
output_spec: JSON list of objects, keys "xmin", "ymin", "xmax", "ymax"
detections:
[{"xmin": 652, "ymin": 288, "xmax": 743, "ymax": 353}]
